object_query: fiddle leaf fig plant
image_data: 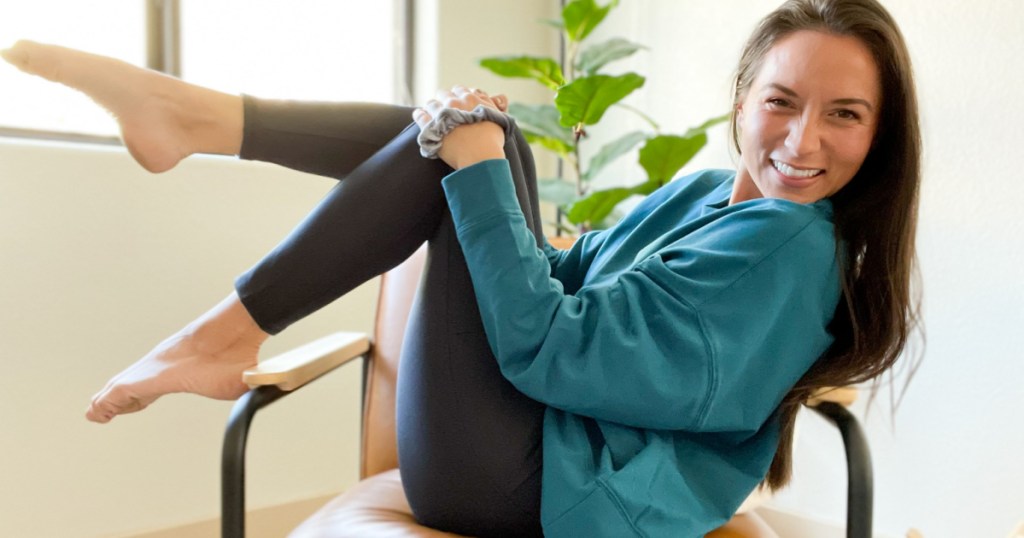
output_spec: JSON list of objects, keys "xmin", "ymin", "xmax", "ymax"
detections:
[{"xmin": 480, "ymin": 0, "xmax": 728, "ymax": 232}]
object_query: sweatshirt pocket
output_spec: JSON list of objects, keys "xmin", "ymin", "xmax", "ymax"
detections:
[{"xmin": 542, "ymin": 481, "xmax": 641, "ymax": 538}]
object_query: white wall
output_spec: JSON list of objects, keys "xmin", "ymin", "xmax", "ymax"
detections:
[
  {"xmin": 587, "ymin": 1, "xmax": 1024, "ymax": 536},
  {"xmin": 0, "ymin": 142, "xmax": 370, "ymax": 537}
]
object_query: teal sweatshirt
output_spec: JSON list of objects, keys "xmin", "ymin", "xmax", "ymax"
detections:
[{"xmin": 441, "ymin": 161, "xmax": 841, "ymax": 537}]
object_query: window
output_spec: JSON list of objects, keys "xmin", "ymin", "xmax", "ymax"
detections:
[
  {"xmin": 0, "ymin": 3, "xmax": 147, "ymax": 138},
  {"xmin": 0, "ymin": 0, "xmax": 404, "ymax": 141}
]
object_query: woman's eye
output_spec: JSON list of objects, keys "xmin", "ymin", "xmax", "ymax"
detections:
[
  {"xmin": 766, "ymin": 97, "xmax": 790, "ymax": 107},
  {"xmin": 835, "ymin": 109, "xmax": 861, "ymax": 120}
]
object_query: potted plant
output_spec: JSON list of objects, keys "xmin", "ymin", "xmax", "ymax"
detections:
[{"xmin": 480, "ymin": 0, "xmax": 728, "ymax": 235}]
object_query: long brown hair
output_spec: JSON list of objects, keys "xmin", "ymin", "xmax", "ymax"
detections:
[{"xmin": 729, "ymin": 0, "xmax": 923, "ymax": 490}]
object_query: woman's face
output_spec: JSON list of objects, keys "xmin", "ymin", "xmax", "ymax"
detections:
[{"xmin": 735, "ymin": 30, "xmax": 881, "ymax": 204}]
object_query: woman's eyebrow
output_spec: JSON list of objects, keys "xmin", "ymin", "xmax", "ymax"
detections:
[
  {"xmin": 766, "ymin": 83, "xmax": 875, "ymax": 111},
  {"xmin": 767, "ymin": 82, "xmax": 800, "ymax": 98},
  {"xmin": 832, "ymin": 97, "xmax": 875, "ymax": 111}
]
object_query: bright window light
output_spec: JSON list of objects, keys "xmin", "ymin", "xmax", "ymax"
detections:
[
  {"xmin": 0, "ymin": 2, "xmax": 146, "ymax": 137},
  {"xmin": 0, "ymin": 1, "xmax": 398, "ymax": 139},
  {"xmin": 180, "ymin": 0, "xmax": 396, "ymax": 102}
]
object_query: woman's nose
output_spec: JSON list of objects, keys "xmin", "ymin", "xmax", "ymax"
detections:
[{"xmin": 785, "ymin": 116, "xmax": 822, "ymax": 155}]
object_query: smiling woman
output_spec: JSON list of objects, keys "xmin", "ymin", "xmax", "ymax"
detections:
[{"xmin": 0, "ymin": 0, "xmax": 923, "ymax": 536}]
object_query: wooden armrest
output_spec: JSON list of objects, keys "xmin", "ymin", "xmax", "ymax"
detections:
[
  {"xmin": 806, "ymin": 386, "xmax": 859, "ymax": 407},
  {"xmin": 242, "ymin": 332, "xmax": 371, "ymax": 391}
]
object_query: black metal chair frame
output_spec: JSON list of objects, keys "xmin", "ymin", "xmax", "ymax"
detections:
[{"xmin": 220, "ymin": 372, "xmax": 873, "ymax": 538}]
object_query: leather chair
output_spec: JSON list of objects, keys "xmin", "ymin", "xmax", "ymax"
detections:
[{"xmin": 221, "ymin": 244, "xmax": 872, "ymax": 537}]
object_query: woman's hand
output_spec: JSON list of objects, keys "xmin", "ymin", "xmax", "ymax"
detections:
[{"xmin": 413, "ymin": 85, "xmax": 509, "ymax": 170}]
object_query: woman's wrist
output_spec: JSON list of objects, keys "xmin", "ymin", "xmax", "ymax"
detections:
[
  {"xmin": 453, "ymin": 148, "xmax": 507, "ymax": 170},
  {"xmin": 443, "ymin": 121, "xmax": 506, "ymax": 170}
]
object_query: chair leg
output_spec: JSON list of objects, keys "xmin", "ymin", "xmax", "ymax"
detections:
[
  {"xmin": 222, "ymin": 385, "xmax": 288, "ymax": 538},
  {"xmin": 810, "ymin": 401, "xmax": 873, "ymax": 538}
]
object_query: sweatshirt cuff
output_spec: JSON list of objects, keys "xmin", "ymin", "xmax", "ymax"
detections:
[{"xmin": 441, "ymin": 159, "xmax": 523, "ymax": 228}]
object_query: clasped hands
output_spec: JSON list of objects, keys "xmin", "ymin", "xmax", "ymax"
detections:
[{"xmin": 413, "ymin": 85, "xmax": 509, "ymax": 170}]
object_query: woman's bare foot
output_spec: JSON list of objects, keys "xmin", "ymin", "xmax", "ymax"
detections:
[
  {"xmin": 86, "ymin": 292, "xmax": 268, "ymax": 424},
  {"xmin": 1, "ymin": 40, "xmax": 243, "ymax": 172}
]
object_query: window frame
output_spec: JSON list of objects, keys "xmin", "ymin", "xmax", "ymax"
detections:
[{"xmin": 0, "ymin": 0, "xmax": 414, "ymax": 145}]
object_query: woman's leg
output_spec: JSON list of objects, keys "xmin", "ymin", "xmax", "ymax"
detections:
[
  {"xmin": 237, "ymin": 98, "xmax": 545, "ymax": 536},
  {"xmin": 2, "ymin": 40, "xmax": 243, "ymax": 171},
  {"xmin": 0, "ymin": 41, "xmax": 417, "ymax": 182},
  {"xmin": 6, "ymin": 40, "xmax": 546, "ymax": 534},
  {"xmin": 238, "ymin": 96, "xmax": 416, "ymax": 180}
]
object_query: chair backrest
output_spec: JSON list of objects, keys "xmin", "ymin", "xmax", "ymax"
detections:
[{"xmin": 360, "ymin": 244, "xmax": 427, "ymax": 479}]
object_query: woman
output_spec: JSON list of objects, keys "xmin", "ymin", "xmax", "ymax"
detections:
[{"xmin": 2, "ymin": 0, "xmax": 920, "ymax": 535}]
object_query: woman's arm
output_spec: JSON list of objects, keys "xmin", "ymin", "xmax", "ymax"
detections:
[{"xmin": 438, "ymin": 159, "xmax": 840, "ymax": 432}]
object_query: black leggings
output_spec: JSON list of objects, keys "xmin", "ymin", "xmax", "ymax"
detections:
[{"xmin": 234, "ymin": 97, "xmax": 546, "ymax": 537}]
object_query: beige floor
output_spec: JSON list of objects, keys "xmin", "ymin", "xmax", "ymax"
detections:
[{"xmin": 119, "ymin": 494, "xmax": 337, "ymax": 538}]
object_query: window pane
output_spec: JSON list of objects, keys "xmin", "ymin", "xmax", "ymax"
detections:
[
  {"xmin": 0, "ymin": 2, "xmax": 145, "ymax": 137},
  {"xmin": 180, "ymin": 0, "xmax": 397, "ymax": 103}
]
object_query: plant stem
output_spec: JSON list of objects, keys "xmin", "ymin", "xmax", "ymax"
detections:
[
  {"xmin": 615, "ymin": 102, "xmax": 661, "ymax": 132},
  {"xmin": 573, "ymin": 142, "xmax": 584, "ymax": 196},
  {"xmin": 567, "ymin": 41, "xmax": 580, "ymax": 82}
]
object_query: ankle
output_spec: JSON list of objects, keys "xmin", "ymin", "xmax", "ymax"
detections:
[
  {"xmin": 180, "ymin": 86, "xmax": 244, "ymax": 156},
  {"xmin": 187, "ymin": 292, "xmax": 269, "ymax": 353}
]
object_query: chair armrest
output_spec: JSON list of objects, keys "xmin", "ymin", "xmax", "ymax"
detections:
[
  {"xmin": 242, "ymin": 331, "xmax": 371, "ymax": 391},
  {"xmin": 808, "ymin": 400, "xmax": 874, "ymax": 538},
  {"xmin": 806, "ymin": 386, "xmax": 858, "ymax": 407},
  {"xmin": 223, "ymin": 331, "xmax": 371, "ymax": 538}
]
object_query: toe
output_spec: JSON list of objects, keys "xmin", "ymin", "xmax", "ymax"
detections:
[{"xmin": 0, "ymin": 41, "xmax": 30, "ymax": 69}]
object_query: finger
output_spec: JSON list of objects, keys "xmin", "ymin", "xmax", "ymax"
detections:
[
  {"xmin": 425, "ymin": 98, "xmax": 445, "ymax": 118},
  {"xmin": 441, "ymin": 87, "xmax": 482, "ymax": 111},
  {"xmin": 492, "ymin": 94, "xmax": 509, "ymax": 112},
  {"xmin": 435, "ymin": 88, "xmax": 455, "ymax": 103},
  {"xmin": 412, "ymin": 108, "xmax": 430, "ymax": 128}
]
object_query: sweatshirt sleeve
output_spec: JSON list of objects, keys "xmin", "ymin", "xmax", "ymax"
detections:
[
  {"xmin": 541, "ymin": 230, "xmax": 609, "ymax": 295},
  {"xmin": 442, "ymin": 159, "xmax": 838, "ymax": 432}
]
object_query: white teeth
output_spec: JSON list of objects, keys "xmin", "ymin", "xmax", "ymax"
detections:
[{"xmin": 773, "ymin": 160, "xmax": 823, "ymax": 178}]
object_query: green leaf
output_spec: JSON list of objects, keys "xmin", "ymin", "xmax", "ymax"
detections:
[
  {"xmin": 565, "ymin": 179, "xmax": 660, "ymax": 225},
  {"xmin": 582, "ymin": 130, "xmax": 648, "ymax": 181},
  {"xmin": 576, "ymin": 38, "xmax": 646, "ymax": 74},
  {"xmin": 508, "ymin": 103, "xmax": 575, "ymax": 147},
  {"xmin": 478, "ymin": 56, "xmax": 566, "ymax": 90},
  {"xmin": 682, "ymin": 112, "xmax": 731, "ymax": 138},
  {"xmin": 563, "ymin": 0, "xmax": 620, "ymax": 43},
  {"xmin": 538, "ymin": 178, "xmax": 580, "ymax": 207},
  {"xmin": 555, "ymin": 73, "xmax": 645, "ymax": 127},
  {"xmin": 638, "ymin": 133, "xmax": 708, "ymax": 184},
  {"xmin": 523, "ymin": 132, "xmax": 574, "ymax": 155}
]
